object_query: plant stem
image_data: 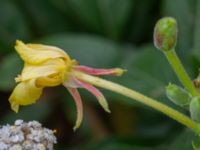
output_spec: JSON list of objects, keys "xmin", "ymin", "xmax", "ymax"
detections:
[
  {"xmin": 74, "ymin": 71, "xmax": 200, "ymax": 133},
  {"xmin": 164, "ymin": 49, "xmax": 199, "ymax": 96}
]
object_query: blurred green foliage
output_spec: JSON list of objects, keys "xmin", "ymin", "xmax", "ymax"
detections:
[{"xmin": 0, "ymin": 0, "xmax": 200, "ymax": 149}]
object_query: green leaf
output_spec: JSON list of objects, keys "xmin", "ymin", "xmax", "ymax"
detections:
[
  {"xmin": 193, "ymin": 1, "xmax": 200, "ymax": 52},
  {"xmin": 170, "ymin": 129, "xmax": 195, "ymax": 150},
  {"xmin": 127, "ymin": 0, "xmax": 158, "ymax": 43},
  {"xmin": 96, "ymin": 0, "xmax": 133, "ymax": 39},
  {"xmin": 0, "ymin": 0, "xmax": 30, "ymax": 54},
  {"xmin": 40, "ymin": 34, "xmax": 121, "ymax": 67},
  {"xmin": 18, "ymin": 0, "xmax": 70, "ymax": 35},
  {"xmin": 192, "ymin": 135, "xmax": 200, "ymax": 150},
  {"xmin": 51, "ymin": 0, "xmax": 101, "ymax": 32},
  {"xmin": 0, "ymin": 53, "xmax": 23, "ymax": 91},
  {"xmin": 50, "ymin": 0, "xmax": 133, "ymax": 39},
  {"xmin": 191, "ymin": 1, "xmax": 200, "ymax": 69}
]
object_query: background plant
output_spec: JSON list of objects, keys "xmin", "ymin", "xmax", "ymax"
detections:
[{"xmin": 0, "ymin": 0, "xmax": 200, "ymax": 149}]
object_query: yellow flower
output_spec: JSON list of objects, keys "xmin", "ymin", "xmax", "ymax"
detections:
[
  {"xmin": 9, "ymin": 40, "xmax": 124, "ymax": 130},
  {"xmin": 9, "ymin": 40, "xmax": 74, "ymax": 111}
]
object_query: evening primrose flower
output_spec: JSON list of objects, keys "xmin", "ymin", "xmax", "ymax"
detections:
[
  {"xmin": 9, "ymin": 40, "xmax": 124, "ymax": 130},
  {"xmin": 7, "ymin": 25, "xmax": 200, "ymax": 136}
]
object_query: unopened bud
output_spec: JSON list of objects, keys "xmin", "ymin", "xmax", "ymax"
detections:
[
  {"xmin": 166, "ymin": 83, "xmax": 191, "ymax": 108},
  {"xmin": 190, "ymin": 96, "xmax": 200, "ymax": 122},
  {"xmin": 154, "ymin": 17, "xmax": 177, "ymax": 51}
]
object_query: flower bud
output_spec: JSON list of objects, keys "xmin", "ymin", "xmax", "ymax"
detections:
[
  {"xmin": 166, "ymin": 83, "xmax": 191, "ymax": 108},
  {"xmin": 190, "ymin": 96, "xmax": 200, "ymax": 122},
  {"xmin": 154, "ymin": 17, "xmax": 177, "ymax": 51}
]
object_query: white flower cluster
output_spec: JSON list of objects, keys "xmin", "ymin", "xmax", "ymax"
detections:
[{"xmin": 0, "ymin": 120, "xmax": 57, "ymax": 150}]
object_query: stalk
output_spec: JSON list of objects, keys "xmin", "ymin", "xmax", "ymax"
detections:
[
  {"xmin": 165, "ymin": 49, "xmax": 199, "ymax": 96},
  {"xmin": 74, "ymin": 71, "xmax": 200, "ymax": 134}
]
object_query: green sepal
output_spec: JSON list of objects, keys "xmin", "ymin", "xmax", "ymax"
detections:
[
  {"xmin": 190, "ymin": 96, "xmax": 200, "ymax": 122},
  {"xmin": 166, "ymin": 83, "xmax": 192, "ymax": 109}
]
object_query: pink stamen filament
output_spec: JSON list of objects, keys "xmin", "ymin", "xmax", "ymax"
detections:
[
  {"xmin": 76, "ymin": 79, "xmax": 110, "ymax": 113},
  {"xmin": 67, "ymin": 87, "xmax": 83, "ymax": 131},
  {"xmin": 75, "ymin": 66, "xmax": 121, "ymax": 76}
]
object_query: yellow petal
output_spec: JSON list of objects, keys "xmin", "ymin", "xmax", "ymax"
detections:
[
  {"xmin": 36, "ymin": 75, "xmax": 63, "ymax": 87},
  {"xmin": 21, "ymin": 59, "xmax": 66, "ymax": 82},
  {"xmin": 15, "ymin": 40, "xmax": 71, "ymax": 65},
  {"xmin": 9, "ymin": 79, "xmax": 43, "ymax": 113}
]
